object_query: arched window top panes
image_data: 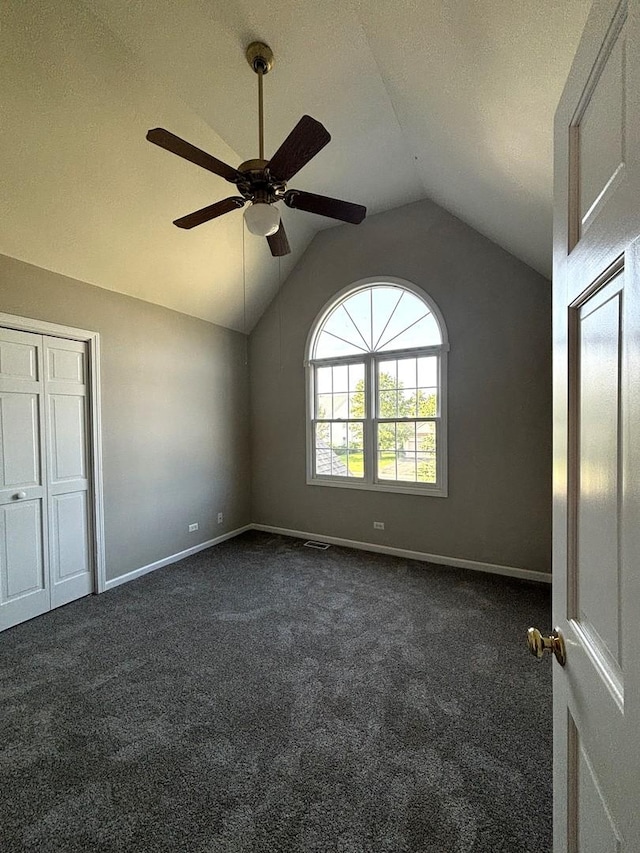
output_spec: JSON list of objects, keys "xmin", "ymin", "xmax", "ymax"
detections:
[{"xmin": 312, "ymin": 284, "xmax": 443, "ymax": 360}]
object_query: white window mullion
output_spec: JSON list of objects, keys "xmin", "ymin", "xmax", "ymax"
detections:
[{"xmin": 361, "ymin": 354, "xmax": 374, "ymax": 485}]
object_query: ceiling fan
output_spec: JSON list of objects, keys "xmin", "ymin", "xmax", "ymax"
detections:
[{"xmin": 146, "ymin": 41, "xmax": 367, "ymax": 257}]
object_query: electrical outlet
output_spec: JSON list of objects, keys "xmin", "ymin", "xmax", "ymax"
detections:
[
  {"xmin": 188, "ymin": 523, "xmax": 198, "ymax": 532},
  {"xmin": 217, "ymin": 512, "xmax": 224, "ymax": 524},
  {"xmin": 373, "ymin": 521, "xmax": 385, "ymax": 530}
]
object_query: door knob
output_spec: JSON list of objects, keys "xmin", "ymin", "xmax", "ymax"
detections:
[
  {"xmin": 527, "ymin": 627, "xmax": 566, "ymax": 666},
  {"xmin": 13, "ymin": 491, "xmax": 27, "ymax": 500}
]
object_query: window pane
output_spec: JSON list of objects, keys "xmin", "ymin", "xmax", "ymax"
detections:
[
  {"xmin": 331, "ymin": 422, "xmax": 347, "ymax": 451},
  {"xmin": 378, "ymin": 359, "xmax": 398, "ymax": 417},
  {"xmin": 379, "ymin": 313, "xmax": 441, "ymax": 351},
  {"xmin": 332, "ymin": 364, "xmax": 349, "ymax": 392},
  {"xmin": 322, "ymin": 306, "xmax": 368, "ymax": 354},
  {"xmin": 315, "ymin": 421, "xmax": 364, "ymax": 478},
  {"xmin": 316, "ymin": 393, "xmax": 332, "ymax": 419},
  {"xmin": 378, "ymin": 451, "xmax": 397, "ymax": 480},
  {"xmin": 396, "ymin": 452, "xmax": 417, "ymax": 481},
  {"xmin": 348, "ymin": 422, "xmax": 363, "ymax": 449},
  {"xmin": 398, "ymin": 386, "xmax": 417, "ymax": 417},
  {"xmin": 372, "ymin": 288, "xmax": 404, "ymax": 349},
  {"xmin": 375, "ymin": 291, "xmax": 424, "ymax": 348},
  {"xmin": 316, "ymin": 366, "xmax": 332, "ymax": 394},
  {"xmin": 342, "ymin": 290, "xmax": 373, "ymax": 350},
  {"xmin": 378, "ymin": 390, "xmax": 398, "ymax": 418},
  {"xmin": 346, "ymin": 422, "xmax": 364, "ymax": 478},
  {"xmin": 417, "ymin": 452, "xmax": 437, "ymax": 483},
  {"xmin": 348, "ymin": 363, "xmax": 365, "ymax": 392},
  {"xmin": 418, "ymin": 356, "xmax": 438, "ymax": 386},
  {"xmin": 348, "ymin": 392, "xmax": 364, "ymax": 419},
  {"xmin": 416, "ymin": 388, "xmax": 438, "ymax": 417},
  {"xmin": 416, "ymin": 421, "xmax": 436, "ymax": 453},
  {"xmin": 315, "ymin": 422, "xmax": 331, "ymax": 459},
  {"xmin": 377, "ymin": 422, "xmax": 397, "ymax": 451},
  {"xmin": 416, "ymin": 422, "xmax": 437, "ymax": 483},
  {"xmin": 333, "ymin": 392, "xmax": 348, "ymax": 419},
  {"xmin": 314, "ymin": 330, "xmax": 363, "ymax": 359},
  {"xmin": 397, "ymin": 357, "xmax": 417, "ymax": 388},
  {"xmin": 378, "ymin": 360, "xmax": 397, "ymax": 385}
]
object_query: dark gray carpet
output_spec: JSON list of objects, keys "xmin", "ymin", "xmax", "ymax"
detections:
[{"xmin": 1, "ymin": 531, "xmax": 552, "ymax": 852}]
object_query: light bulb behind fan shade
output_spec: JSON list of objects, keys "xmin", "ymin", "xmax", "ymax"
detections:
[{"xmin": 244, "ymin": 201, "xmax": 280, "ymax": 236}]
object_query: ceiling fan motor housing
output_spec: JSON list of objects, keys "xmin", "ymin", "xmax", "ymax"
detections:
[{"xmin": 236, "ymin": 159, "xmax": 285, "ymax": 205}]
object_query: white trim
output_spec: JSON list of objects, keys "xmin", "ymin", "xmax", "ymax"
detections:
[
  {"xmin": 0, "ymin": 312, "xmax": 107, "ymax": 595},
  {"xmin": 305, "ymin": 475, "xmax": 448, "ymax": 497},
  {"xmin": 0, "ymin": 313, "xmax": 101, "ymax": 341},
  {"xmin": 251, "ymin": 524, "xmax": 552, "ymax": 584},
  {"xmin": 104, "ymin": 525, "xmax": 252, "ymax": 591}
]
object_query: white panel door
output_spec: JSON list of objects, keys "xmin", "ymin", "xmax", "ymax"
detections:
[
  {"xmin": 553, "ymin": 1, "xmax": 640, "ymax": 849},
  {"xmin": 44, "ymin": 336, "xmax": 93, "ymax": 608},
  {"xmin": 0, "ymin": 328, "xmax": 50, "ymax": 630}
]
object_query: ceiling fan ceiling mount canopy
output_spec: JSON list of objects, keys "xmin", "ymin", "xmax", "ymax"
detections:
[
  {"xmin": 145, "ymin": 39, "xmax": 366, "ymax": 256},
  {"xmin": 245, "ymin": 41, "xmax": 274, "ymax": 76}
]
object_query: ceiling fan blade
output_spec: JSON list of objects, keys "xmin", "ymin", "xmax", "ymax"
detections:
[
  {"xmin": 146, "ymin": 128, "xmax": 242, "ymax": 183},
  {"xmin": 267, "ymin": 115, "xmax": 331, "ymax": 182},
  {"xmin": 267, "ymin": 220, "xmax": 291, "ymax": 256},
  {"xmin": 173, "ymin": 197, "xmax": 245, "ymax": 229},
  {"xmin": 284, "ymin": 189, "xmax": 366, "ymax": 224}
]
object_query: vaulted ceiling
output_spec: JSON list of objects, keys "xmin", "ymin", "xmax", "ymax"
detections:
[{"xmin": 1, "ymin": 0, "xmax": 591, "ymax": 332}]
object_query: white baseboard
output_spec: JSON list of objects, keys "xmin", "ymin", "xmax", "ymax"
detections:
[
  {"xmin": 104, "ymin": 525, "xmax": 252, "ymax": 591},
  {"xmin": 103, "ymin": 521, "xmax": 551, "ymax": 592},
  {"xmin": 251, "ymin": 524, "xmax": 552, "ymax": 584}
]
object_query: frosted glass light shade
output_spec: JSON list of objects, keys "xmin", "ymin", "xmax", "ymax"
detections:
[{"xmin": 244, "ymin": 201, "xmax": 280, "ymax": 237}]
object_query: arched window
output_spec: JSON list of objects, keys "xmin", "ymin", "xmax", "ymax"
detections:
[{"xmin": 306, "ymin": 278, "xmax": 448, "ymax": 496}]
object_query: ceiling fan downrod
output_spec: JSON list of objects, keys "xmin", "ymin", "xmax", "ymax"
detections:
[{"xmin": 246, "ymin": 42, "xmax": 274, "ymax": 160}]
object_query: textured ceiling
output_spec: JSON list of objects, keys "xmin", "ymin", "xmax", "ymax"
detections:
[{"xmin": 1, "ymin": 0, "xmax": 590, "ymax": 332}]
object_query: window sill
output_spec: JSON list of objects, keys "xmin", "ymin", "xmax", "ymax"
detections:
[{"xmin": 307, "ymin": 476, "xmax": 448, "ymax": 498}]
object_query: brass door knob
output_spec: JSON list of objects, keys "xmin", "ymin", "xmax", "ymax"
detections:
[{"xmin": 527, "ymin": 627, "xmax": 566, "ymax": 666}]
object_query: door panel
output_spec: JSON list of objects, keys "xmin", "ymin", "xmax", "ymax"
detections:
[
  {"xmin": 0, "ymin": 328, "xmax": 49, "ymax": 630},
  {"xmin": 48, "ymin": 394, "xmax": 87, "ymax": 482},
  {"xmin": 0, "ymin": 335, "xmax": 38, "ymax": 381},
  {"xmin": 47, "ymin": 344, "xmax": 85, "ymax": 384},
  {"xmin": 554, "ymin": 1, "xmax": 640, "ymax": 849},
  {"xmin": 1, "ymin": 501, "xmax": 45, "ymax": 599},
  {"xmin": 0, "ymin": 394, "xmax": 41, "ymax": 487},
  {"xmin": 50, "ymin": 491, "xmax": 90, "ymax": 581},
  {"xmin": 575, "ymin": 278, "xmax": 622, "ymax": 672},
  {"xmin": 575, "ymin": 16, "xmax": 626, "ymax": 237},
  {"xmin": 569, "ymin": 713, "xmax": 622, "ymax": 853}
]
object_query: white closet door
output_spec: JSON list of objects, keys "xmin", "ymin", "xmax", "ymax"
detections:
[
  {"xmin": 0, "ymin": 328, "xmax": 50, "ymax": 631},
  {"xmin": 44, "ymin": 336, "xmax": 93, "ymax": 608}
]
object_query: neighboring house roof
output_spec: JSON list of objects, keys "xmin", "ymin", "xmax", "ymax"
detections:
[{"xmin": 315, "ymin": 444, "xmax": 348, "ymax": 477}]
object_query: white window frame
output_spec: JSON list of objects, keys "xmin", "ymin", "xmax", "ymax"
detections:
[{"xmin": 305, "ymin": 277, "xmax": 449, "ymax": 497}]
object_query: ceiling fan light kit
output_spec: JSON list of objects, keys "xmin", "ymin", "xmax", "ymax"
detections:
[
  {"xmin": 244, "ymin": 201, "xmax": 280, "ymax": 237},
  {"xmin": 146, "ymin": 41, "xmax": 366, "ymax": 256}
]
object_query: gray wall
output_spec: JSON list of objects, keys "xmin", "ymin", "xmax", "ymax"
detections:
[
  {"xmin": 0, "ymin": 254, "xmax": 251, "ymax": 582},
  {"xmin": 249, "ymin": 199, "xmax": 552, "ymax": 573}
]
